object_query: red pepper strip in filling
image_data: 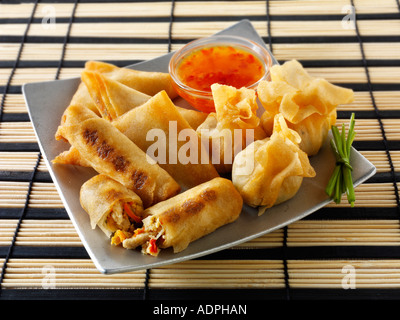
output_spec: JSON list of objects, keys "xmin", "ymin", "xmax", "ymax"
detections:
[
  {"xmin": 123, "ymin": 203, "xmax": 142, "ymax": 224},
  {"xmin": 148, "ymin": 238, "xmax": 158, "ymax": 255}
]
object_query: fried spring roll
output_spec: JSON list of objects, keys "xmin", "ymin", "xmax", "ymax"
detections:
[
  {"xmin": 53, "ymin": 145, "xmax": 91, "ymax": 167},
  {"xmin": 112, "ymin": 90, "xmax": 219, "ymax": 190},
  {"xmin": 175, "ymin": 107, "xmax": 208, "ymax": 130},
  {"xmin": 119, "ymin": 177, "xmax": 243, "ymax": 256},
  {"xmin": 55, "ymin": 103, "xmax": 99, "ymax": 141},
  {"xmin": 84, "ymin": 60, "xmax": 178, "ymax": 100},
  {"xmin": 54, "ymin": 104, "xmax": 181, "ymax": 208},
  {"xmin": 80, "ymin": 174, "xmax": 144, "ymax": 238},
  {"xmin": 53, "ymin": 94, "xmax": 212, "ymax": 176},
  {"xmin": 69, "ymin": 82, "xmax": 101, "ymax": 116},
  {"xmin": 81, "ymin": 70, "xmax": 208, "ymax": 128},
  {"xmin": 81, "ymin": 71, "xmax": 151, "ymax": 121}
]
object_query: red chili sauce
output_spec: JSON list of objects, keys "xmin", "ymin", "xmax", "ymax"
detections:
[
  {"xmin": 177, "ymin": 45, "xmax": 265, "ymax": 93},
  {"xmin": 172, "ymin": 45, "xmax": 266, "ymax": 113}
]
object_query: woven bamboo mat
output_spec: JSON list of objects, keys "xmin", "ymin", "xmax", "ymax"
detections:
[{"xmin": 0, "ymin": 0, "xmax": 400, "ymax": 301}]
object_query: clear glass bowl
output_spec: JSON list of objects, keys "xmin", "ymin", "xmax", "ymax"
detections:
[{"xmin": 169, "ymin": 35, "xmax": 273, "ymax": 113}]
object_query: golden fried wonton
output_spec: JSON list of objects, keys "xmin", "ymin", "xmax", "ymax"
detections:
[
  {"xmin": 197, "ymin": 83, "xmax": 266, "ymax": 173},
  {"xmin": 232, "ymin": 113, "xmax": 316, "ymax": 213},
  {"xmin": 258, "ymin": 60, "xmax": 354, "ymax": 156}
]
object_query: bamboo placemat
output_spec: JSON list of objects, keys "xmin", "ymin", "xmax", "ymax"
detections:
[{"xmin": 1, "ymin": 0, "xmax": 400, "ymax": 301}]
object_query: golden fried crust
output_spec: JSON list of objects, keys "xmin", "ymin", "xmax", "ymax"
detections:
[
  {"xmin": 58, "ymin": 105, "xmax": 181, "ymax": 207},
  {"xmin": 232, "ymin": 114, "xmax": 316, "ymax": 210},
  {"xmin": 257, "ymin": 60, "xmax": 353, "ymax": 156},
  {"xmin": 142, "ymin": 177, "xmax": 243, "ymax": 253},
  {"xmin": 52, "ymin": 146, "xmax": 91, "ymax": 167},
  {"xmin": 79, "ymin": 174, "xmax": 143, "ymax": 236},
  {"xmin": 112, "ymin": 91, "xmax": 219, "ymax": 190},
  {"xmin": 84, "ymin": 60, "xmax": 178, "ymax": 100},
  {"xmin": 81, "ymin": 71, "xmax": 151, "ymax": 121}
]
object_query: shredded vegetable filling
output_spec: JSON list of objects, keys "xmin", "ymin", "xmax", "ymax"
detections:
[{"xmin": 111, "ymin": 215, "xmax": 164, "ymax": 257}]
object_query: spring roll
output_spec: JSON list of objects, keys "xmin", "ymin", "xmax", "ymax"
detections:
[
  {"xmin": 84, "ymin": 60, "xmax": 178, "ymax": 100},
  {"xmin": 117, "ymin": 177, "xmax": 243, "ymax": 256},
  {"xmin": 53, "ymin": 105, "xmax": 95, "ymax": 166},
  {"xmin": 80, "ymin": 174, "xmax": 144, "ymax": 238},
  {"xmin": 69, "ymin": 82, "xmax": 100, "ymax": 116},
  {"xmin": 175, "ymin": 107, "xmax": 208, "ymax": 130},
  {"xmin": 53, "ymin": 93, "xmax": 212, "ymax": 176},
  {"xmin": 54, "ymin": 104, "xmax": 181, "ymax": 208},
  {"xmin": 81, "ymin": 71, "xmax": 151, "ymax": 121},
  {"xmin": 81, "ymin": 70, "xmax": 206, "ymax": 128},
  {"xmin": 112, "ymin": 90, "xmax": 219, "ymax": 190},
  {"xmin": 55, "ymin": 103, "xmax": 99, "ymax": 141},
  {"xmin": 53, "ymin": 145, "xmax": 91, "ymax": 167}
]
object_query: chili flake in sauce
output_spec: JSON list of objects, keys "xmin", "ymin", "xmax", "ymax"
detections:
[{"xmin": 176, "ymin": 45, "xmax": 265, "ymax": 92}]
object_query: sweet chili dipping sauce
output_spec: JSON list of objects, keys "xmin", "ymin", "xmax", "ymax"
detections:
[
  {"xmin": 169, "ymin": 36, "xmax": 271, "ymax": 113},
  {"xmin": 177, "ymin": 46, "xmax": 265, "ymax": 93}
]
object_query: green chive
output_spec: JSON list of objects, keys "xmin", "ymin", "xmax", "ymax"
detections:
[
  {"xmin": 341, "ymin": 123, "xmax": 347, "ymax": 157},
  {"xmin": 343, "ymin": 166, "xmax": 355, "ymax": 207},
  {"xmin": 325, "ymin": 164, "xmax": 341, "ymax": 196},
  {"xmin": 326, "ymin": 113, "xmax": 356, "ymax": 206}
]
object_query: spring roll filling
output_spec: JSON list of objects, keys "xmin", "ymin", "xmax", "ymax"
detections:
[
  {"xmin": 104, "ymin": 201, "xmax": 143, "ymax": 236},
  {"xmin": 115, "ymin": 216, "xmax": 165, "ymax": 256}
]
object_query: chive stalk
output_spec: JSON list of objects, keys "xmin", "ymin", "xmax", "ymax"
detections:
[{"xmin": 325, "ymin": 113, "xmax": 356, "ymax": 207}]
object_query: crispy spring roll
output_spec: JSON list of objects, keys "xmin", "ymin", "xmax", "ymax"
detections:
[
  {"xmin": 53, "ymin": 106, "xmax": 93, "ymax": 167},
  {"xmin": 53, "ymin": 94, "xmax": 212, "ymax": 175},
  {"xmin": 69, "ymin": 82, "xmax": 100, "ymax": 116},
  {"xmin": 53, "ymin": 145, "xmax": 91, "ymax": 167},
  {"xmin": 112, "ymin": 90, "xmax": 219, "ymax": 190},
  {"xmin": 118, "ymin": 177, "xmax": 243, "ymax": 256},
  {"xmin": 55, "ymin": 103, "xmax": 99, "ymax": 141},
  {"xmin": 80, "ymin": 174, "xmax": 144, "ymax": 238},
  {"xmin": 84, "ymin": 60, "xmax": 178, "ymax": 100},
  {"xmin": 82, "ymin": 70, "xmax": 208, "ymax": 128},
  {"xmin": 175, "ymin": 107, "xmax": 208, "ymax": 130},
  {"xmin": 54, "ymin": 104, "xmax": 181, "ymax": 208},
  {"xmin": 81, "ymin": 71, "xmax": 151, "ymax": 121}
]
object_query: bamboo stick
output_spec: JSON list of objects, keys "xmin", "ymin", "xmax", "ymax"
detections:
[
  {"xmin": 2, "ymin": 257, "xmax": 400, "ymax": 289},
  {"xmin": 2, "ymin": 42, "xmax": 399, "ymax": 62},
  {"xmin": 2, "ymin": 218, "xmax": 400, "ymax": 248},
  {"xmin": 1, "ymin": 20, "xmax": 399, "ymax": 39},
  {"xmin": 2, "ymin": 1, "xmax": 398, "ymax": 19}
]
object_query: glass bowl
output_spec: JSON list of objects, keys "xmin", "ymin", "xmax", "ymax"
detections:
[{"xmin": 169, "ymin": 35, "xmax": 273, "ymax": 113}]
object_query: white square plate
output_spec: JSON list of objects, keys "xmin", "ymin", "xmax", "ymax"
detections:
[{"xmin": 23, "ymin": 20, "xmax": 376, "ymax": 274}]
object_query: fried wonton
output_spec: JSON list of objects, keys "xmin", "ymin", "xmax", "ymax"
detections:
[
  {"xmin": 258, "ymin": 60, "xmax": 354, "ymax": 156},
  {"xmin": 232, "ymin": 113, "xmax": 316, "ymax": 213},
  {"xmin": 197, "ymin": 83, "xmax": 267, "ymax": 173}
]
